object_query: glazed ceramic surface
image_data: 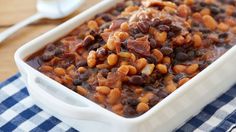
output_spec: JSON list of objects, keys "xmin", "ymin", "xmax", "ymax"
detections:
[{"xmin": 14, "ymin": 0, "xmax": 236, "ymax": 132}]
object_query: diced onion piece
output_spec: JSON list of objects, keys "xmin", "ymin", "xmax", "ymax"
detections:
[{"xmin": 141, "ymin": 64, "xmax": 155, "ymax": 75}]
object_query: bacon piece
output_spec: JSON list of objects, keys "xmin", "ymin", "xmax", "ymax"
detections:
[
  {"xmin": 127, "ymin": 36, "xmax": 151, "ymax": 56},
  {"xmin": 101, "ymin": 32, "xmax": 111, "ymax": 42},
  {"xmin": 97, "ymin": 72, "xmax": 122, "ymax": 88},
  {"xmin": 110, "ymin": 18, "xmax": 128, "ymax": 30}
]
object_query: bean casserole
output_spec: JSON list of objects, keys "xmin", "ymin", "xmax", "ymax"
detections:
[{"xmin": 26, "ymin": 0, "xmax": 236, "ymax": 118}]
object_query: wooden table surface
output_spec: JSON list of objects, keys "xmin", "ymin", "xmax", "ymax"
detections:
[{"xmin": 0, "ymin": 0, "xmax": 100, "ymax": 82}]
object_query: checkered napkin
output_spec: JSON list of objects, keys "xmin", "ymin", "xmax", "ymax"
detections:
[{"xmin": 0, "ymin": 74, "xmax": 235, "ymax": 132}]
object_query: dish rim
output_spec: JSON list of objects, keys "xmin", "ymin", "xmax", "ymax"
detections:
[{"xmin": 14, "ymin": 0, "xmax": 236, "ymax": 124}]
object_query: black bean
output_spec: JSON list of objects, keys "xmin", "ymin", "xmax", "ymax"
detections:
[
  {"xmin": 191, "ymin": 4, "xmax": 203, "ymax": 12},
  {"xmin": 96, "ymin": 47, "xmax": 107, "ymax": 58},
  {"xmin": 160, "ymin": 19, "xmax": 172, "ymax": 25},
  {"xmin": 82, "ymin": 82, "xmax": 93, "ymax": 90},
  {"xmin": 215, "ymin": 14, "xmax": 226, "ymax": 21},
  {"xmin": 174, "ymin": 47, "xmax": 185, "ymax": 53},
  {"xmin": 92, "ymin": 68, "xmax": 99, "ymax": 73},
  {"xmin": 76, "ymin": 60, "xmax": 87, "ymax": 67},
  {"xmin": 149, "ymin": 96, "xmax": 160, "ymax": 107},
  {"xmin": 101, "ymin": 14, "xmax": 112, "ymax": 21},
  {"xmin": 27, "ymin": 57, "xmax": 42, "ymax": 69},
  {"xmin": 209, "ymin": 6, "xmax": 220, "ymax": 14},
  {"xmin": 168, "ymin": 32, "xmax": 176, "ymax": 38},
  {"xmin": 157, "ymin": 90, "xmax": 168, "ymax": 98},
  {"xmin": 175, "ymin": 52, "xmax": 188, "ymax": 61},
  {"xmin": 187, "ymin": 50, "xmax": 195, "ymax": 60},
  {"xmin": 129, "ymin": 75, "xmax": 144, "ymax": 85},
  {"xmin": 224, "ymin": 44, "xmax": 232, "ymax": 49},
  {"xmin": 45, "ymin": 44, "xmax": 56, "ymax": 52},
  {"xmin": 111, "ymin": 68, "xmax": 118, "ymax": 72},
  {"xmin": 160, "ymin": 47, "xmax": 173, "ymax": 55},
  {"xmin": 157, "ymin": 25, "xmax": 170, "ymax": 32},
  {"xmin": 41, "ymin": 52, "xmax": 54, "ymax": 61},
  {"xmin": 232, "ymin": 12, "xmax": 236, "ymax": 18},
  {"xmin": 137, "ymin": 21, "xmax": 150, "ymax": 33},
  {"xmin": 126, "ymin": 97, "xmax": 139, "ymax": 106},
  {"xmin": 199, "ymin": 61, "xmax": 211, "ymax": 70},
  {"xmin": 199, "ymin": 28, "xmax": 211, "ymax": 33},
  {"xmin": 153, "ymin": 88, "xmax": 161, "ymax": 95},
  {"xmin": 99, "ymin": 69, "xmax": 109, "ymax": 77},
  {"xmin": 144, "ymin": 85, "xmax": 154, "ymax": 91},
  {"xmin": 100, "ymin": 22, "xmax": 111, "ymax": 31},
  {"xmin": 73, "ymin": 79, "xmax": 83, "ymax": 86},
  {"xmin": 147, "ymin": 74, "xmax": 157, "ymax": 84},
  {"xmin": 121, "ymin": 39, "xmax": 128, "ymax": 46},
  {"xmin": 149, "ymin": 38, "xmax": 157, "ymax": 49},
  {"xmin": 173, "ymin": 73, "xmax": 185, "ymax": 82},
  {"xmin": 195, "ymin": 49, "xmax": 205, "ymax": 57},
  {"xmin": 146, "ymin": 55, "xmax": 158, "ymax": 64},
  {"xmin": 170, "ymin": 25, "xmax": 181, "ymax": 33},
  {"xmin": 88, "ymin": 43, "xmax": 100, "ymax": 51},
  {"xmin": 123, "ymin": 105, "xmax": 136, "ymax": 117},
  {"xmin": 89, "ymin": 30, "xmax": 98, "ymax": 37},
  {"xmin": 54, "ymin": 48, "xmax": 63, "ymax": 55},
  {"xmin": 219, "ymin": 33, "xmax": 228, "ymax": 39},
  {"xmin": 129, "ymin": 27, "xmax": 140, "ymax": 36},
  {"xmin": 192, "ymin": 22, "xmax": 199, "ymax": 27},
  {"xmin": 116, "ymin": 3, "xmax": 126, "ymax": 12},
  {"xmin": 79, "ymin": 72, "xmax": 90, "ymax": 81}
]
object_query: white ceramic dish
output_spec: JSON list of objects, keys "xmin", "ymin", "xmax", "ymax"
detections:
[{"xmin": 14, "ymin": 0, "xmax": 236, "ymax": 132}]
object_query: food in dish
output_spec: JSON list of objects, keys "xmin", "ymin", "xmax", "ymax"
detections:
[{"xmin": 26, "ymin": 0, "xmax": 236, "ymax": 117}]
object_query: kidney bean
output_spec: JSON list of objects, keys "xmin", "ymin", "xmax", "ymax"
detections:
[
  {"xmin": 149, "ymin": 38, "xmax": 157, "ymax": 49},
  {"xmin": 157, "ymin": 25, "xmax": 170, "ymax": 32},
  {"xmin": 160, "ymin": 19, "xmax": 172, "ymax": 25},
  {"xmin": 137, "ymin": 21, "xmax": 150, "ymax": 33}
]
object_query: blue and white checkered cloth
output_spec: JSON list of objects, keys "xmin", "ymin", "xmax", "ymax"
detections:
[{"xmin": 0, "ymin": 73, "xmax": 235, "ymax": 132}]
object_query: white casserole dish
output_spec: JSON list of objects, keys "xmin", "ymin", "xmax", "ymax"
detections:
[{"xmin": 14, "ymin": 0, "xmax": 236, "ymax": 132}]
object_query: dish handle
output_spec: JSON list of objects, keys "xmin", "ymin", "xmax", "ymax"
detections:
[{"xmin": 26, "ymin": 70, "xmax": 115, "ymax": 123}]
